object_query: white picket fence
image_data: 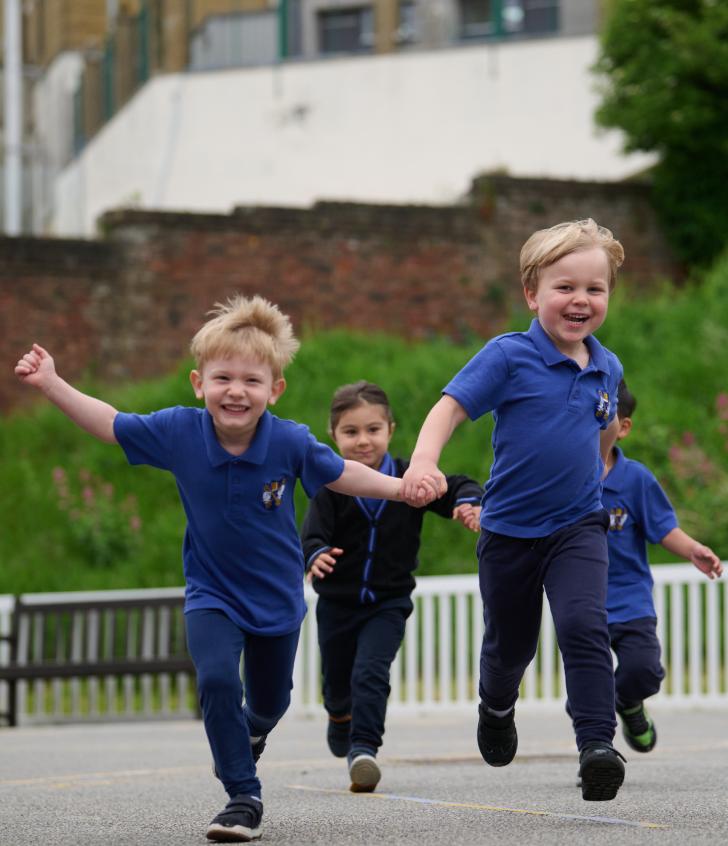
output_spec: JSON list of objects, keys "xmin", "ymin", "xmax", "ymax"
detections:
[
  {"xmin": 294, "ymin": 564, "xmax": 728, "ymax": 714},
  {"xmin": 1, "ymin": 564, "xmax": 726, "ymax": 725}
]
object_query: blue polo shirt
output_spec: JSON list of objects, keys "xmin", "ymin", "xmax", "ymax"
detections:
[
  {"xmin": 444, "ymin": 319, "xmax": 622, "ymax": 538},
  {"xmin": 113, "ymin": 407, "xmax": 345, "ymax": 636},
  {"xmin": 603, "ymin": 447, "xmax": 678, "ymax": 624}
]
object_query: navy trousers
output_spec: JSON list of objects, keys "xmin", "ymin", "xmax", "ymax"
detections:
[
  {"xmin": 478, "ymin": 509, "xmax": 617, "ymax": 750},
  {"xmin": 186, "ymin": 609, "xmax": 300, "ymax": 799},
  {"xmin": 610, "ymin": 616, "xmax": 665, "ymax": 710},
  {"xmin": 316, "ymin": 595, "xmax": 412, "ymax": 755}
]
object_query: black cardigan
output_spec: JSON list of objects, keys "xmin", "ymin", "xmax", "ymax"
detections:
[{"xmin": 301, "ymin": 457, "xmax": 482, "ymax": 607}]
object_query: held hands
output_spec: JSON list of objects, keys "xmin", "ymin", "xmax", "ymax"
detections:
[
  {"xmin": 401, "ymin": 460, "xmax": 447, "ymax": 507},
  {"xmin": 452, "ymin": 503, "xmax": 481, "ymax": 533},
  {"xmin": 690, "ymin": 543, "xmax": 723, "ymax": 580},
  {"xmin": 15, "ymin": 344, "xmax": 57, "ymax": 390},
  {"xmin": 307, "ymin": 547, "xmax": 343, "ymax": 582}
]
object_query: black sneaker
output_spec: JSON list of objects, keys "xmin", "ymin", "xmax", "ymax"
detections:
[
  {"xmin": 327, "ymin": 716, "xmax": 352, "ymax": 758},
  {"xmin": 579, "ymin": 744, "xmax": 626, "ymax": 801},
  {"xmin": 206, "ymin": 795, "xmax": 263, "ymax": 842},
  {"xmin": 617, "ymin": 702, "xmax": 657, "ymax": 753},
  {"xmin": 212, "ymin": 735, "xmax": 267, "ymax": 781},
  {"xmin": 477, "ymin": 703, "xmax": 518, "ymax": 767},
  {"xmin": 250, "ymin": 735, "xmax": 267, "ymax": 763}
]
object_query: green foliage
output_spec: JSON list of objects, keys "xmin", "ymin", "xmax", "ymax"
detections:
[
  {"xmin": 4, "ymin": 255, "xmax": 728, "ymax": 593},
  {"xmin": 594, "ymin": 0, "xmax": 728, "ymax": 264}
]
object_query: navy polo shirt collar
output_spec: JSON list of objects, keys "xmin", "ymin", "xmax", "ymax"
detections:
[
  {"xmin": 603, "ymin": 446, "xmax": 627, "ymax": 492},
  {"xmin": 202, "ymin": 408, "xmax": 273, "ymax": 466},
  {"xmin": 526, "ymin": 318, "xmax": 610, "ymax": 374}
]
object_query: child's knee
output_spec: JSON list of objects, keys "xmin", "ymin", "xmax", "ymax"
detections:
[
  {"xmin": 196, "ymin": 662, "xmax": 240, "ymax": 699},
  {"xmin": 617, "ymin": 660, "xmax": 664, "ymax": 699}
]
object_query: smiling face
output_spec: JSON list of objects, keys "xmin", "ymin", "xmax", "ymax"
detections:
[
  {"xmin": 190, "ymin": 354, "xmax": 285, "ymax": 451},
  {"xmin": 331, "ymin": 402, "xmax": 394, "ymax": 470},
  {"xmin": 524, "ymin": 247, "xmax": 611, "ymax": 360}
]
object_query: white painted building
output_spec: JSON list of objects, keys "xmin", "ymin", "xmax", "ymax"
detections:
[{"xmin": 52, "ymin": 33, "xmax": 653, "ymax": 237}]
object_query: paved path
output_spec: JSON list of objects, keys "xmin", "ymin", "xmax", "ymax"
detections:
[{"xmin": 1, "ymin": 706, "xmax": 726, "ymax": 845}]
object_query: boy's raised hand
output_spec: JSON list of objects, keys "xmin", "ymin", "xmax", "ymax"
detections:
[
  {"xmin": 690, "ymin": 543, "xmax": 723, "ymax": 580},
  {"xmin": 307, "ymin": 547, "xmax": 343, "ymax": 582},
  {"xmin": 452, "ymin": 503, "xmax": 481, "ymax": 532},
  {"xmin": 15, "ymin": 343, "xmax": 56, "ymax": 390}
]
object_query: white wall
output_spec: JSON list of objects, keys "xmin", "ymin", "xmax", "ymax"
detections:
[
  {"xmin": 31, "ymin": 51, "xmax": 84, "ymax": 233},
  {"xmin": 53, "ymin": 36, "xmax": 654, "ymax": 237}
]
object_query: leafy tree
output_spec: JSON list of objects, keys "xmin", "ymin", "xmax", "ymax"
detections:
[{"xmin": 593, "ymin": 0, "xmax": 728, "ymax": 265}]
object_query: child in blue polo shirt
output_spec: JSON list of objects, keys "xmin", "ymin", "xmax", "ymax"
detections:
[
  {"xmin": 14, "ymin": 295, "xmax": 442, "ymax": 843},
  {"xmin": 589, "ymin": 379, "xmax": 722, "ymax": 752},
  {"xmin": 403, "ymin": 218, "xmax": 628, "ymax": 801}
]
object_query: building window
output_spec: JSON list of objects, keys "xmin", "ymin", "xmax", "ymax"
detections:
[
  {"xmin": 459, "ymin": 0, "xmax": 559, "ymax": 40},
  {"xmin": 396, "ymin": 1, "xmax": 419, "ymax": 46},
  {"xmin": 318, "ymin": 6, "xmax": 374, "ymax": 55},
  {"xmin": 460, "ymin": 0, "xmax": 495, "ymax": 38}
]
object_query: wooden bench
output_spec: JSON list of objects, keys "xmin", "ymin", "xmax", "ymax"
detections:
[{"xmin": 0, "ymin": 590, "xmax": 197, "ymax": 726}]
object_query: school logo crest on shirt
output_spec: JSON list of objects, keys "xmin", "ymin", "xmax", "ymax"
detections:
[
  {"xmin": 262, "ymin": 479, "xmax": 286, "ymax": 509},
  {"xmin": 609, "ymin": 507, "xmax": 628, "ymax": 531},
  {"xmin": 595, "ymin": 389, "xmax": 611, "ymax": 422}
]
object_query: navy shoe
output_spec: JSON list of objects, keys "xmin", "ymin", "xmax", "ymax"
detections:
[
  {"xmin": 579, "ymin": 743, "xmax": 626, "ymax": 801},
  {"xmin": 250, "ymin": 735, "xmax": 267, "ymax": 763},
  {"xmin": 327, "ymin": 716, "xmax": 352, "ymax": 758},
  {"xmin": 206, "ymin": 794, "xmax": 262, "ymax": 842},
  {"xmin": 477, "ymin": 702, "xmax": 518, "ymax": 767}
]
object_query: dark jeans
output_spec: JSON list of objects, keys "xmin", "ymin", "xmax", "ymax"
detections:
[
  {"xmin": 186, "ymin": 609, "xmax": 300, "ymax": 798},
  {"xmin": 316, "ymin": 595, "xmax": 413, "ymax": 755},
  {"xmin": 610, "ymin": 616, "xmax": 665, "ymax": 710},
  {"xmin": 478, "ymin": 509, "xmax": 616, "ymax": 750}
]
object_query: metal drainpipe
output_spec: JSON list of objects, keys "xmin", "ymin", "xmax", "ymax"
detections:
[{"xmin": 3, "ymin": 0, "xmax": 23, "ymax": 234}]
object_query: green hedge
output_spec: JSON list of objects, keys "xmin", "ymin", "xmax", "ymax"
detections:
[{"xmin": 3, "ymin": 253, "xmax": 728, "ymax": 593}]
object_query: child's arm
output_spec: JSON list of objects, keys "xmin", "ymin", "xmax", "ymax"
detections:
[
  {"xmin": 300, "ymin": 491, "xmax": 343, "ymax": 581},
  {"xmin": 327, "ymin": 459, "xmax": 440, "ymax": 504},
  {"xmin": 308, "ymin": 548, "xmax": 343, "ymax": 581},
  {"xmin": 402, "ymin": 396, "xmax": 468, "ymax": 503},
  {"xmin": 15, "ymin": 344, "xmax": 119, "ymax": 444},
  {"xmin": 660, "ymin": 528, "xmax": 723, "ymax": 579}
]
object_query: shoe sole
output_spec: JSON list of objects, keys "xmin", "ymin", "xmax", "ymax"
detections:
[
  {"xmin": 580, "ymin": 759, "xmax": 624, "ymax": 801},
  {"xmin": 349, "ymin": 757, "xmax": 381, "ymax": 793},
  {"xmin": 206, "ymin": 822, "xmax": 262, "ymax": 842}
]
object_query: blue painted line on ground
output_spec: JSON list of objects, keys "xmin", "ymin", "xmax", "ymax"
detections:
[{"xmin": 287, "ymin": 783, "xmax": 668, "ymax": 829}]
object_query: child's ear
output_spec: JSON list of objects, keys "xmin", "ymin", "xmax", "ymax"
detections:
[
  {"xmin": 617, "ymin": 416, "xmax": 633, "ymax": 440},
  {"xmin": 268, "ymin": 377, "xmax": 286, "ymax": 406},
  {"xmin": 190, "ymin": 370, "xmax": 204, "ymax": 399},
  {"xmin": 523, "ymin": 285, "xmax": 538, "ymax": 312}
]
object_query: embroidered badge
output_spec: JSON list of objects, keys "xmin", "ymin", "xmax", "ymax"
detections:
[
  {"xmin": 595, "ymin": 389, "xmax": 610, "ymax": 422},
  {"xmin": 262, "ymin": 479, "xmax": 286, "ymax": 509},
  {"xmin": 609, "ymin": 507, "xmax": 628, "ymax": 531}
]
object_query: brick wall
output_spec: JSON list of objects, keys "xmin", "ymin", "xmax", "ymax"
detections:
[{"xmin": 1, "ymin": 175, "xmax": 681, "ymax": 413}]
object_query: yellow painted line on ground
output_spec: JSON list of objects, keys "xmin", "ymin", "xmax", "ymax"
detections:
[
  {"xmin": 0, "ymin": 765, "xmax": 206, "ymax": 788},
  {"xmin": 287, "ymin": 784, "xmax": 668, "ymax": 830}
]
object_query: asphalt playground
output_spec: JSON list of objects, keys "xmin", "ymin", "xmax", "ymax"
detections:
[{"xmin": 1, "ymin": 705, "xmax": 726, "ymax": 845}]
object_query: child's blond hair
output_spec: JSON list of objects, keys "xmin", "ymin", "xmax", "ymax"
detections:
[
  {"xmin": 520, "ymin": 218, "xmax": 624, "ymax": 292},
  {"xmin": 190, "ymin": 294, "xmax": 300, "ymax": 378}
]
